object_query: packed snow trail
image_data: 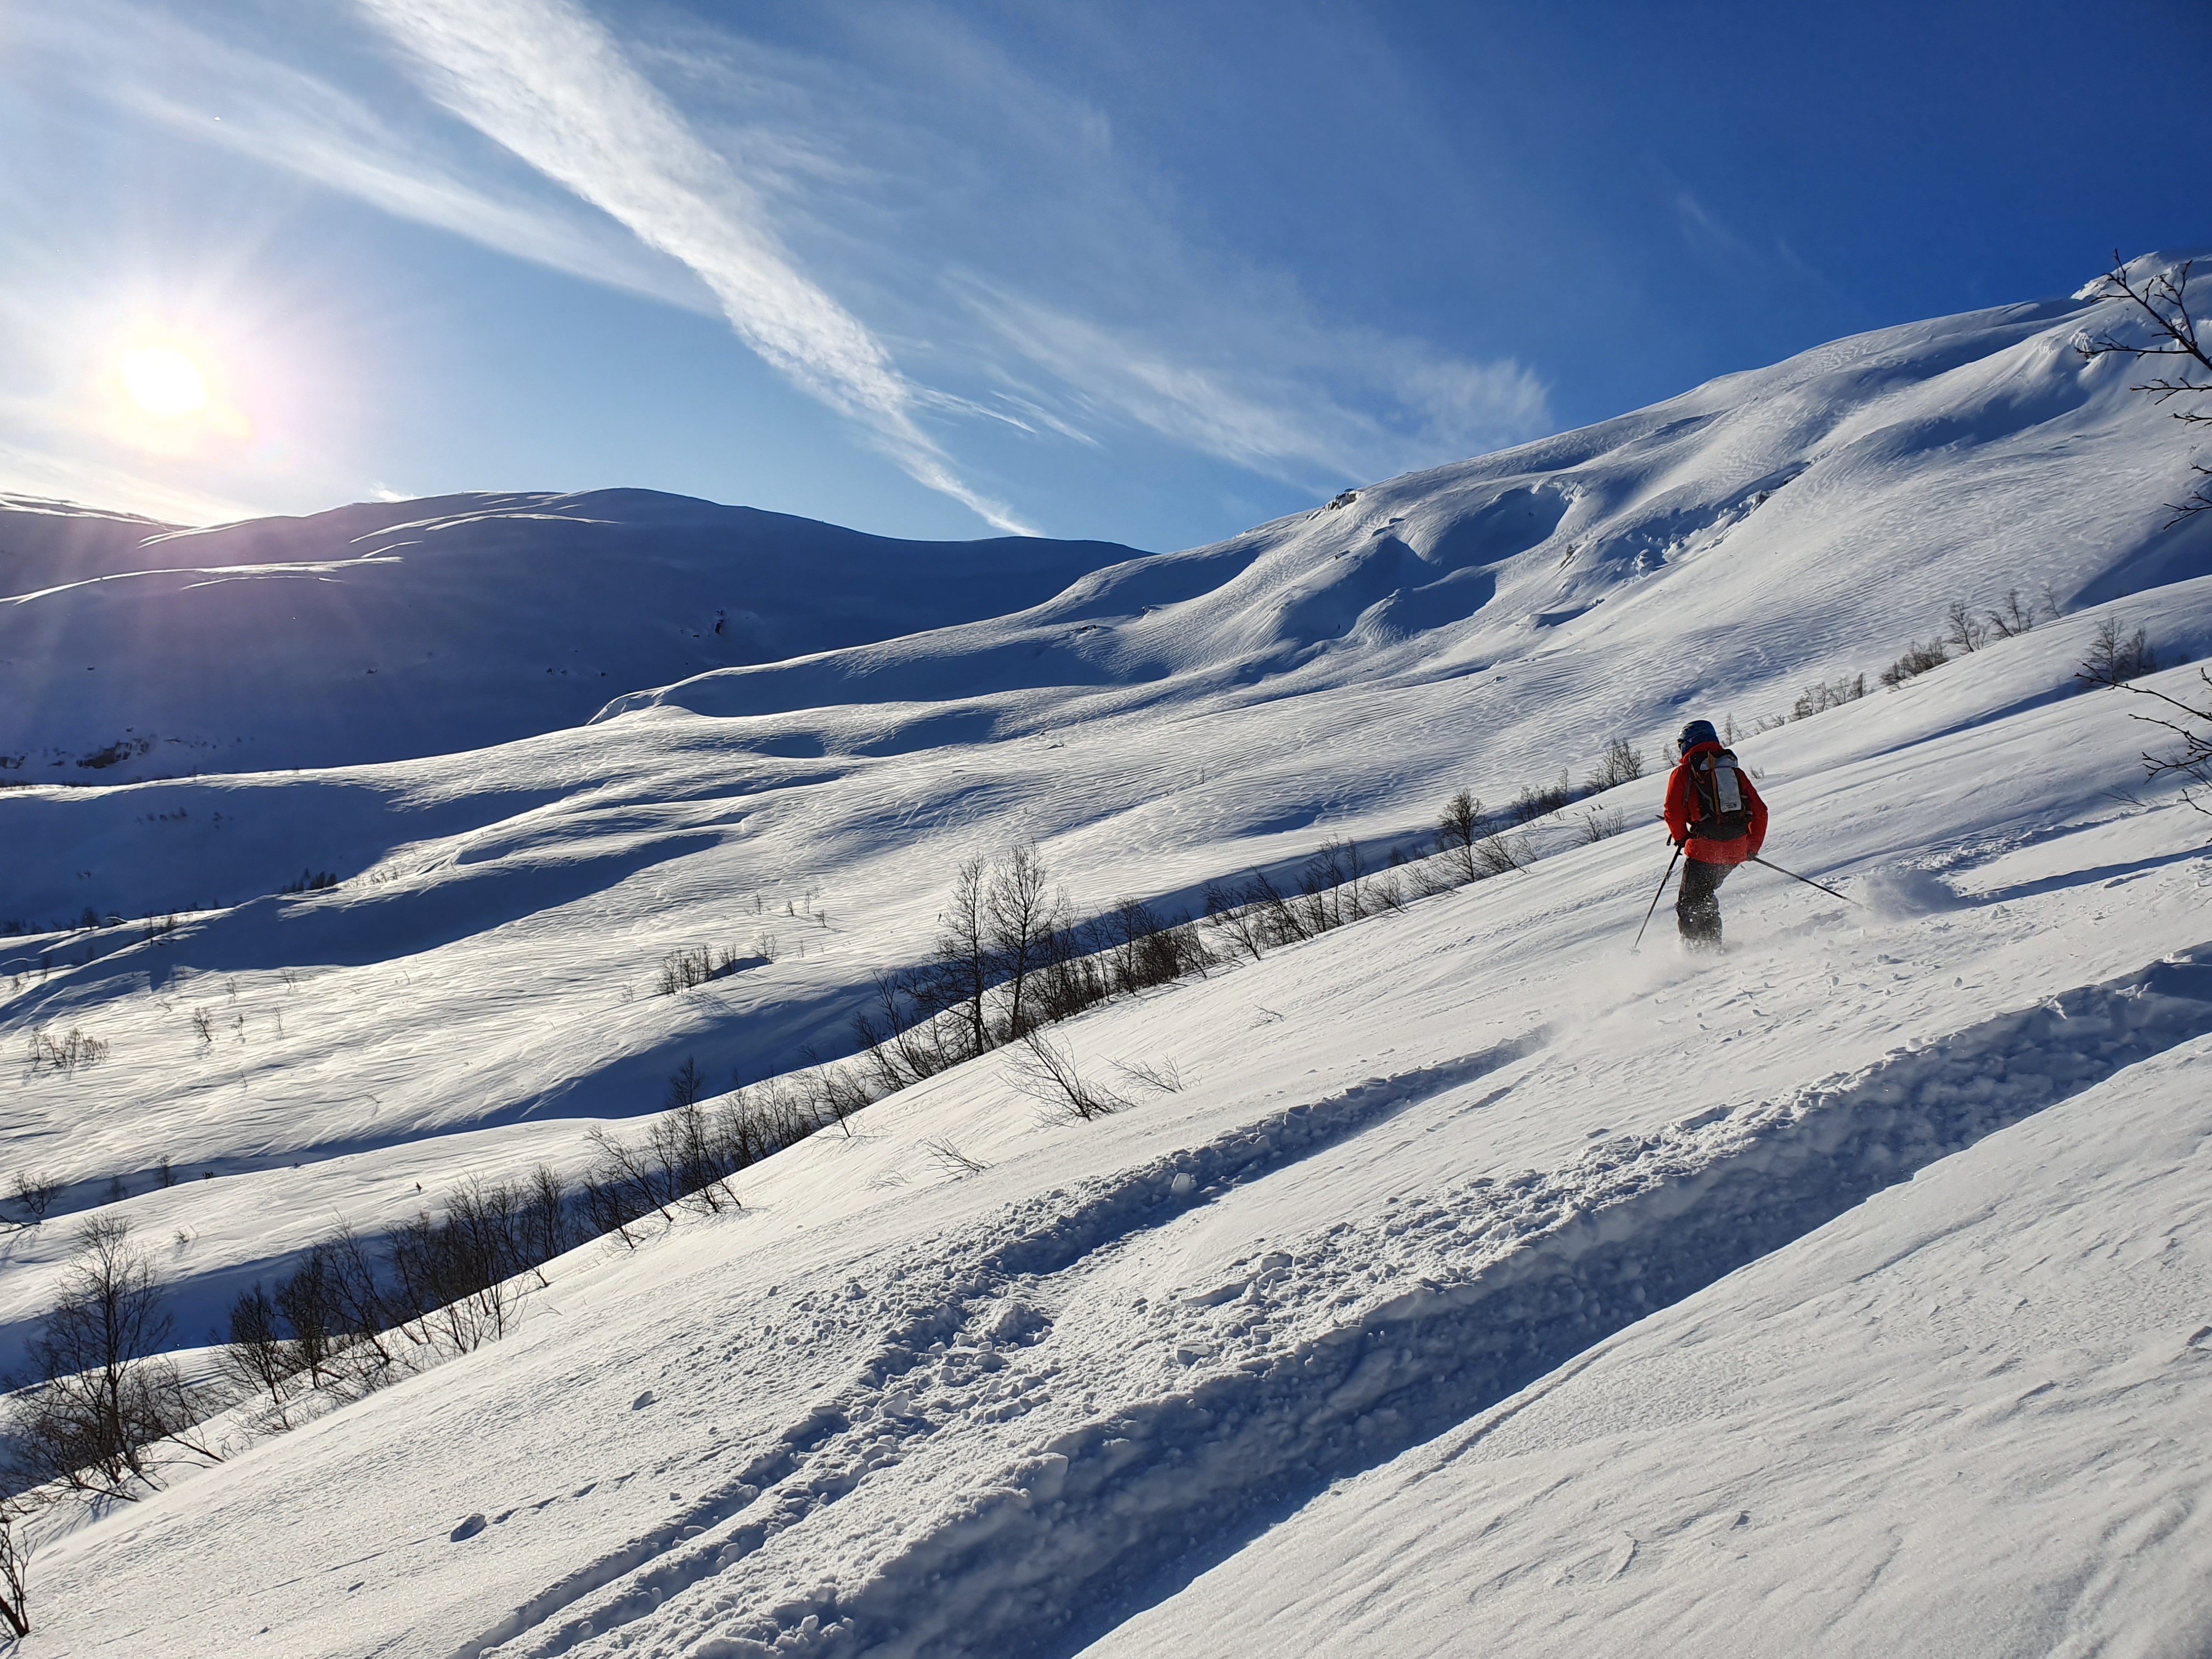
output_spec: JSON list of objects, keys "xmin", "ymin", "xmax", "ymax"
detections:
[{"xmin": 466, "ymin": 949, "xmax": 2212, "ymax": 1659}]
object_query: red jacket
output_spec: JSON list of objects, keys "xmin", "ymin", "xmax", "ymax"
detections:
[{"xmin": 1662, "ymin": 741, "xmax": 1768, "ymax": 865}]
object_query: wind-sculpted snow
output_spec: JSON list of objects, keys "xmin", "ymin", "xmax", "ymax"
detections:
[{"xmin": 464, "ymin": 951, "xmax": 2212, "ymax": 1658}]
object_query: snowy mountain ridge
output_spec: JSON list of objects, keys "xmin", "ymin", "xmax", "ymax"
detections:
[
  {"xmin": 1, "ymin": 255, "xmax": 2209, "ymax": 1657},
  {"xmin": 0, "ymin": 490, "xmax": 1146, "ymax": 782}
]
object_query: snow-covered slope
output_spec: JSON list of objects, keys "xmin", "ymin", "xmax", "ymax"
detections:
[
  {"xmin": 0, "ymin": 490, "xmax": 1144, "ymax": 781},
  {"xmin": 3, "ymin": 256, "xmax": 2210, "ymax": 1657}
]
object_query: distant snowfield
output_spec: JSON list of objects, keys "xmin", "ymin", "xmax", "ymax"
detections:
[
  {"xmin": 0, "ymin": 490, "xmax": 1144, "ymax": 782},
  {"xmin": 3, "ymin": 256, "xmax": 2209, "ymax": 1656}
]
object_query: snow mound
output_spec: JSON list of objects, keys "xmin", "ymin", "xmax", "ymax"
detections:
[{"xmin": 1859, "ymin": 863, "xmax": 1966, "ymax": 917}]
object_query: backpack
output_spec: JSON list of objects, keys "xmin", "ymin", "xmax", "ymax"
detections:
[{"xmin": 1687, "ymin": 748, "xmax": 1751, "ymax": 841}]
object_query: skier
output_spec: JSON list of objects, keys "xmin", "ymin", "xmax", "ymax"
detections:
[{"xmin": 1661, "ymin": 720, "xmax": 1768, "ymax": 950}]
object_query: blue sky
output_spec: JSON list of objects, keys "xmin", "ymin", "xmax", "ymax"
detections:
[{"xmin": 3, "ymin": 0, "xmax": 2207, "ymax": 550}]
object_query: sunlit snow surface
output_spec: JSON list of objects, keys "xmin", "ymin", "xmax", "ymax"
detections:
[{"xmin": 4, "ymin": 257, "xmax": 2211, "ymax": 1656}]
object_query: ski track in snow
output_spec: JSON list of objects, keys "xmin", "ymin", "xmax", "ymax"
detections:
[{"xmin": 465, "ymin": 950, "xmax": 2212, "ymax": 1658}]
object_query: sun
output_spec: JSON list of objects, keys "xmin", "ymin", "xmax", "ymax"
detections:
[{"xmin": 121, "ymin": 346, "xmax": 208, "ymax": 416}]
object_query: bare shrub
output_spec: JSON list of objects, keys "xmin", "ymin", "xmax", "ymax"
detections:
[
  {"xmin": 1985, "ymin": 588, "xmax": 2039, "ymax": 639},
  {"xmin": 922, "ymin": 1137, "xmax": 989, "ymax": 1178},
  {"xmin": 1297, "ymin": 838, "xmax": 1368, "ymax": 930},
  {"xmin": 24, "ymin": 1026, "xmax": 109, "ymax": 1075},
  {"xmin": 0, "ymin": 1499, "xmax": 29, "ymax": 1636},
  {"xmin": 1582, "ymin": 736, "xmax": 1645, "ymax": 793},
  {"xmin": 2079, "ymin": 253, "xmax": 2212, "ymax": 527},
  {"xmin": 2094, "ymin": 663, "xmax": 2212, "ymax": 813},
  {"xmin": 323, "ymin": 1223, "xmax": 399, "ymax": 1373},
  {"xmin": 11, "ymin": 1172, "xmax": 63, "ymax": 1224},
  {"xmin": 936, "ymin": 855, "xmax": 994, "ymax": 1061},
  {"xmin": 1240, "ymin": 867, "xmax": 1310, "ymax": 945},
  {"xmin": 1434, "ymin": 789, "xmax": 1483, "ymax": 884},
  {"xmin": 656, "ymin": 945, "xmax": 733, "ymax": 996},
  {"xmin": 1879, "ymin": 639, "xmax": 1949, "ymax": 688},
  {"xmin": 1791, "ymin": 674, "xmax": 1867, "ymax": 720},
  {"xmin": 1576, "ymin": 804, "xmax": 1628, "ymax": 844},
  {"xmin": 2078, "ymin": 617, "xmax": 2157, "ymax": 687},
  {"xmin": 986, "ymin": 842, "xmax": 1061, "ymax": 1041},
  {"xmin": 1944, "ymin": 600, "xmax": 1987, "ymax": 655},
  {"xmin": 273, "ymin": 1249, "xmax": 340, "ymax": 1387},
  {"xmin": 583, "ymin": 1128, "xmax": 678, "ymax": 1238},
  {"xmin": 519, "ymin": 1166, "xmax": 572, "ymax": 1272},
  {"xmin": 7, "ymin": 1219, "xmax": 207, "ymax": 1498},
  {"xmin": 218, "ymin": 1282, "xmax": 298, "ymax": 1419},
  {"xmin": 1008, "ymin": 1030, "xmax": 1128, "ymax": 1123},
  {"xmin": 665, "ymin": 1056, "xmax": 707, "ymax": 1110},
  {"xmin": 1506, "ymin": 773, "xmax": 1574, "ymax": 826},
  {"xmin": 1203, "ymin": 878, "xmax": 1269, "ymax": 961},
  {"xmin": 388, "ymin": 1178, "xmax": 538, "ymax": 1353},
  {"xmin": 1472, "ymin": 829, "xmax": 1536, "ymax": 876},
  {"xmin": 1368, "ymin": 870, "xmax": 1409, "ymax": 913},
  {"xmin": 1111, "ymin": 1057, "xmax": 1185, "ymax": 1094}
]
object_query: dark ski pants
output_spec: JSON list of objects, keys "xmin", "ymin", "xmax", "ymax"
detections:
[{"xmin": 1677, "ymin": 856, "xmax": 1734, "ymax": 949}]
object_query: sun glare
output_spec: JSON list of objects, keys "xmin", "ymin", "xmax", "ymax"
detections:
[{"xmin": 121, "ymin": 347, "xmax": 208, "ymax": 416}]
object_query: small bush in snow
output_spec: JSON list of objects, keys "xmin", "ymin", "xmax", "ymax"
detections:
[
  {"xmin": 6, "ymin": 1219, "xmax": 213, "ymax": 1500},
  {"xmin": 24, "ymin": 1025, "xmax": 109, "ymax": 1075},
  {"xmin": 921, "ymin": 1137, "xmax": 989, "ymax": 1178},
  {"xmin": 1505, "ymin": 773, "xmax": 1573, "ymax": 826},
  {"xmin": 0, "ymin": 1498, "xmax": 29, "ymax": 1635},
  {"xmin": 9, "ymin": 1172, "xmax": 61, "ymax": 1223},
  {"xmin": 1581, "ymin": 736, "xmax": 1644, "ymax": 793},
  {"xmin": 1879, "ymin": 639, "xmax": 1949, "ymax": 688},
  {"xmin": 1791, "ymin": 673, "xmax": 1867, "ymax": 720},
  {"xmin": 1984, "ymin": 588, "xmax": 2042, "ymax": 639},
  {"xmin": 1007, "ymin": 1030, "xmax": 1128, "ymax": 1124},
  {"xmin": 1432, "ymin": 789, "xmax": 1485, "ymax": 885},
  {"xmin": 1577, "ymin": 804, "xmax": 1628, "ymax": 844},
  {"xmin": 1472, "ymin": 828, "xmax": 1536, "ymax": 876},
  {"xmin": 2077, "ymin": 617, "xmax": 2156, "ymax": 687}
]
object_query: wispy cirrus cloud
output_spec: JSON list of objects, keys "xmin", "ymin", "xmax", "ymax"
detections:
[
  {"xmin": 8, "ymin": 0, "xmax": 710, "ymax": 319},
  {"xmin": 356, "ymin": 0, "xmax": 1036, "ymax": 534},
  {"xmin": 625, "ymin": 6, "xmax": 1553, "ymax": 492},
  {"xmin": 962, "ymin": 281, "xmax": 1550, "ymax": 489}
]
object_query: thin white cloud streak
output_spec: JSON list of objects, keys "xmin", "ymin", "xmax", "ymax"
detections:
[
  {"xmin": 955, "ymin": 283, "xmax": 1550, "ymax": 491},
  {"xmin": 644, "ymin": 10, "xmax": 1553, "ymax": 492},
  {"xmin": 357, "ymin": 0, "xmax": 1037, "ymax": 535},
  {"xmin": 9, "ymin": 1, "xmax": 712, "ymax": 320}
]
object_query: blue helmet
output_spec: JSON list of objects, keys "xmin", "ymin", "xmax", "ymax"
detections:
[{"xmin": 1678, "ymin": 719, "xmax": 1719, "ymax": 754}]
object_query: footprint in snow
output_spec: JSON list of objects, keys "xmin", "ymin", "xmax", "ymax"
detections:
[{"xmin": 450, "ymin": 1514, "xmax": 488, "ymax": 1542}]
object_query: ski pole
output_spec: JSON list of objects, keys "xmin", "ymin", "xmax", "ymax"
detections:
[
  {"xmin": 1750, "ymin": 855, "xmax": 1860, "ymax": 905},
  {"xmin": 1631, "ymin": 843, "xmax": 1683, "ymax": 952}
]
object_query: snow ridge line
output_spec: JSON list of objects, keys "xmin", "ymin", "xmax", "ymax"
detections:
[
  {"xmin": 451, "ymin": 1035, "xmax": 1544, "ymax": 1659},
  {"xmin": 610, "ymin": 948, "xmax": 2212, "ymax": 1659}
]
